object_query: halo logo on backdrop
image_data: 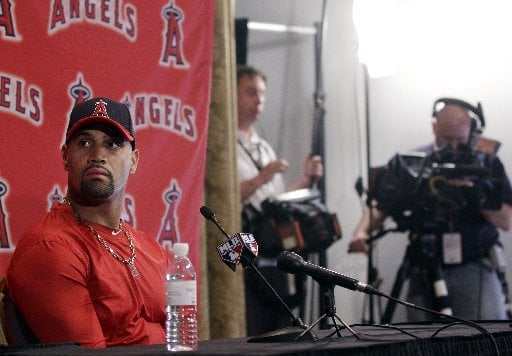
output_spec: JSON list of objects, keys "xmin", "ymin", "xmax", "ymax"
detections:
[
  {"xmin": 48, "ymin": 186, "xmax": 65, "ymax": 211},
  {"xmin": 160, "ymin": 0, "xmax": 188, "ymax": 68},
  {"xmin": 158, "ymin": 180, "xmax": 181, "ymax": 252},
  {"xmin": 0, "ymin": 0, "xmax": 20, "ymax": 41},
  {"xmin": 69, "ymin": 74, "xmax": 91, "ymax": 106},
  {"xmin": 0, "ymin": 181, "xmax": 12, "ymax": 249},
  {"xmin": 122, "ymin": 195, "xmax": 136, "ymax": 227}
]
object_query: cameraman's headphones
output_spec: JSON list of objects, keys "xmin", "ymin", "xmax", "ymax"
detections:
[{"xmin": 432, "ymin": 97, "xmax": 485, "ymax": 148}]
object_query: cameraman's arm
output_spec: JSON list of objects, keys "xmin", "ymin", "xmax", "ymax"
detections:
[
  {"xmin": 481, "ymin": 203, "xmax": 512, "ymax": 231},
  {"xmin": 349, "ymin": 201, "xmax": 386, "ymax": 254},
  {"xmin": 480, "ymin": 156, "xmax": 512, "ymax": 231},
  {"xmin": 443, "ymin": 178, "xmax": 512, "ymax": 229}
]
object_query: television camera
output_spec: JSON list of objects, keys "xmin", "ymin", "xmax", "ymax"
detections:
[{"xmin": 375, "ymin": 143, "xmax": 502, "ymax": 234}]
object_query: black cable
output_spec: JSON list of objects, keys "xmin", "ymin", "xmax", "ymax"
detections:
[
  {"xmin": 349, "ymin": 323, "xmax": 420, "ymax": 339},
  {"xmin": 290, "ymin": 274, "xmax": 500, "ymax": 354},
  {"xmin": 430, "ymin": 321, "xmax": 477, "ymax": 338},
  {"xmin": 377, "ymin": 292, "xmax": 500, "ymax": 355},
  {"xmin": 337, "ymin": 321, "xmax": 500, "ymax": 356},
  {"xmin": 429, "ymin": 321, "xmax": 500, "ymax": 356}
]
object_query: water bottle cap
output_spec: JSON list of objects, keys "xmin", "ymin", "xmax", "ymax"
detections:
[{"xmin": 173, "ymin": 242, "xmax": 189, "ymax": 256}]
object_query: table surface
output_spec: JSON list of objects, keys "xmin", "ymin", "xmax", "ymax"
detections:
[{"xmin": 2, "ymin": 321, "xmax": 512, "ymax": 355}]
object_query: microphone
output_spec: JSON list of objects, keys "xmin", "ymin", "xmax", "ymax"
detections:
[
  {"xmin": 200, "ymin": 205, "xmax": 258, "ymax": 272},
  {"xmin": 200, "ymin": 205, "xmax": 316, "ymax": 342},
  {"xmin": 277, "ymin": 253, "xmax": 491, "ymax": 336},
  {"xmin": 277, "ymin": 251, "xmax": 381, "ymax": 296},
  {"xmin": 200, "ymin": 205, "xmax": 230, "ymax": 239}
]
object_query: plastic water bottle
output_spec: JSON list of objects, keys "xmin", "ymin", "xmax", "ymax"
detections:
[{"xmin": 165, "ymin": 242, "xmax": 198, "ymax": 351}]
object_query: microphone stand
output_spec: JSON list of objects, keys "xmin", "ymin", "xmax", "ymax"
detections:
[
  {"xmin": 242, "ymin": 250, "xmax": 317, "ymax": 342},
  {"xmin": 296, "ymin": 284, "xmax": 359, "ymax": 341}
]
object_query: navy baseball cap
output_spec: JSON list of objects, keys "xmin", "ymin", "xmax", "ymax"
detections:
[{"xmin": 66, "ymin": 97, "xmax": 135, "ymax": 148}]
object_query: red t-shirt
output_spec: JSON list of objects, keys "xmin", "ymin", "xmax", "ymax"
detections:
[{"xmin": 7, "ymin": 203, "xmax": 169, "ymax": 348}]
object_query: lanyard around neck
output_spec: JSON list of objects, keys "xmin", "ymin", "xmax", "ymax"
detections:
[{"xmin": 238, "ymin": 139, "xmax": 264, "ymax": 171}]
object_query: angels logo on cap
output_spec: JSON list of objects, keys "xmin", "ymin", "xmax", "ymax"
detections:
[
  {"xmin": 66, "ymin": 97, "xmax": 136, "ymax": 148},
  {"xmin": 92, "ymin": 100, "xmax": 109, "ymax": 118}
]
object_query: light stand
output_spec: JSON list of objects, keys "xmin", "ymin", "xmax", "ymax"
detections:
[
  {"xmin": 359, "ymin": 64, "xmax": 381, "ymax": 325},
  {"xmin": 310, "ymin": 0, "xmax": 330, "ymax": 330}
]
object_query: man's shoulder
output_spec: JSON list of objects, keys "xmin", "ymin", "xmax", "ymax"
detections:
[
  {"xmin": 386, "ymin": 145, "xmax": 431, "ymax": 169},
  {"xmin": 392, "ymin": 143, "xmax": 433, "ymax": 159},
  {"xmin": 17, "ymin": 205, "xmax": 79, "ymax": 248},
  {"xmin": 25, "ymin": 203, "xmax": 73, "ymax": 229},
  {"xmin": 413, "ymin": 143, "xmax": 434, "ymax": 153}
]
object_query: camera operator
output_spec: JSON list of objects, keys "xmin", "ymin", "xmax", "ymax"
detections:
[{"xmin": 349, "ymin": 99, "xmax": 512, "ymax": 321}]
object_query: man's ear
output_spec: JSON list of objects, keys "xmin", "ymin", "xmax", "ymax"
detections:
[
  {"xmin": 130, "ymin": 149, "xmax": 139, "ymax": 174},
  {"xmin": 431, "ymin": 121, "xmax": 438, "ymax": 141},
  {"xmin": 61, "ymin": 145, "xmax": 69, "ymax": 171}
]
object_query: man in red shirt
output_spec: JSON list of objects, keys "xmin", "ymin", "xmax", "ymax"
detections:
[{"xmin": 6, "ymin": 97, "xmax": 169, "ymax": 347}]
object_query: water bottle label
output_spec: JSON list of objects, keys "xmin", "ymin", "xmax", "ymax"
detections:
[{"xmin": 166, "ymin": 280, "xmax": 196, "ymax": 305}]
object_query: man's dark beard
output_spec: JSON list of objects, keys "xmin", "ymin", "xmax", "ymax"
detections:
[{"xmin": 81, "ymin": 179, "xmax": 114, "ymax": 198}]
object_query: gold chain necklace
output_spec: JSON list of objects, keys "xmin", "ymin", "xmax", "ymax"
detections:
[{"xmin": 63, "ymin": 197, "xmax": 140, "ymax": 278}]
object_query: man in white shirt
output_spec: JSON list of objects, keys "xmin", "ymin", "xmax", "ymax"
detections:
[{"xmin": 236, "ymin": 65, "xmax": 322, "ymax": 336}]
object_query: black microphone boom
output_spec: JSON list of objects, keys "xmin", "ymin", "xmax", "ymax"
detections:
[{"xmin": 277, "ymin": 251, "xmax": 381, "ymax": 296}]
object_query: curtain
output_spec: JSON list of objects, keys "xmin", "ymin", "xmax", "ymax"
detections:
[{"xmin": 200, "ymin": 0, "xmax": 246, "ymax": 340}]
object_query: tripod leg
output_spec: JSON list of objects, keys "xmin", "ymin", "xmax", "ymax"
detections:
[
  {"xmin": 295, "ymin": 314, "xmax": 326, "ymax": 340},
  {"xmin": 298, "ymin": 286, "xmax": 361, "ymax": 340},
  {"xmin": 333, "ymin": 314, "xmax": 360, "ymax": 339},
  {"xmin": 381, "ymin": 244, "xmax": 412, "ymax": 324},
  {"xmin": 419, "ymin": 234, "xmax": 452, "ymax": 317},
  {"xmin": 428, "ymin": 265, "xmax": 453, "ymax": 316},
  {"xmin": 364, "ymin": 248, "xmax": 379, "ymax": 324},
  {"xmin": 405, "ymin": 234, "xmax": 453, "ymax": 320}
]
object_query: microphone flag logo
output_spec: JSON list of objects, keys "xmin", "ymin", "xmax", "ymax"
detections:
[
  {"xmin": 216, "ymin": 233, "xmax": 258, "ymax": 272},
  {"xmin": 240, "ymin": 232, "xmax": 259, "ymax": 257}
]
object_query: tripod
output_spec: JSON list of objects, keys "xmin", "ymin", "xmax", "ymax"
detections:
[
  {"xmin": 296, "ymin": 285, "xmax": 359, "ymax": 340},
  {"xmin": 380, "ymin": 232, "xmax": 453, "ymax": 324}
]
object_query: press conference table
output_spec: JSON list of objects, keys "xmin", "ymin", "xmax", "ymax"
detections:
[{"xmin": 2, "ymin": 321, "xmax": 512, "ymax": 355}]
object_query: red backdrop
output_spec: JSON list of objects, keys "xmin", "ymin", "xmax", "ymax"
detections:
[{"xmin": 0, "ymin": 1, "xmax": 214, "ymax": 277}]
